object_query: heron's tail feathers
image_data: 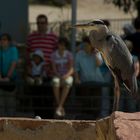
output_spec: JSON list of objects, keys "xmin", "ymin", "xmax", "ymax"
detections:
[
  {"xmin": 135, "ymin": 90, "xmax": 140, "ymax": 101},
  {"xmin": 131, "ymin": 75, "xmax": 140, "ymax": 100},
  {"xmin": 123, "ymin": 75, "xmax": 140, "ymax": 100}
]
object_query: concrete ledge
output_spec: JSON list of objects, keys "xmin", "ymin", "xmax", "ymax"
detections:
[
  {"xmin": 0, "ymin": 111, "xmax": 139, "ymax": 140},
  {"xmin": 0, "ymin": 118, "xmax": 97, "ymax": 140}
]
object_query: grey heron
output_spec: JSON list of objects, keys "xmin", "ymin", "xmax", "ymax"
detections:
[{"xmin": 73, "ymin": 20, "xmax": 138, "ymax": 111}]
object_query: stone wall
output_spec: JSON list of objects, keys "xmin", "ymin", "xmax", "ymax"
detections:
[
  {"xmin": 0, "ymin": 118, "xmax": 97, "ymax": 140},
  {"xmin": 0, "ymin": 111, "xmax": 139, "ymax": 140}
]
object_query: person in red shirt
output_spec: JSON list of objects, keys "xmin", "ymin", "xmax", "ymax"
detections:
[
  {"xmin": 26, "ymin": 14, "xmax": 58, "ymax": 118},
  {"xmin": 27, "ymin": 14, "xmax": 58, "ymax": 79}
]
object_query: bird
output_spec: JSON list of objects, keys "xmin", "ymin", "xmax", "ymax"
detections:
[{"xmin": 73, "ymin": 19, "xmax": 138, "ymax": 111}]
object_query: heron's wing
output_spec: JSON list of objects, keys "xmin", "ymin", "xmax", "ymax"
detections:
[
  {"xmin": 107, "ymin": 33, "xmax": 133, "ymax": 67},
  {"xmin": 106, "ymin": 33, "xmax": 133, "ymax": 72},
  {"xmin": 105, "ymin": 33, "xmax": 134, "ymax": 92}
]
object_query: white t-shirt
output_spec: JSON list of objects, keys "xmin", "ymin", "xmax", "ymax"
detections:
[{"xmin": 31, "ymin": 61, "xmax": 46, "ymax": 76}]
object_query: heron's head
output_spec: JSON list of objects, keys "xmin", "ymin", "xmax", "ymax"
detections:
[
  {"xmin": 72, "ymin": 19, "xmax": 107, "ymax": 31},
  {"xmin": 73, "ymin": 19, "xmax": 109, "ymax": 41},
  {"xmin": 73, "ymin": 20, "xmax": 109, "ymax": 49}
]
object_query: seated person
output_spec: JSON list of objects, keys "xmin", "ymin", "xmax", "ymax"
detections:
[
  {"xmin": 26, "ymin": 49, "xmax": 46, "ymax": 85},
  {"xmin": 0, "ymin": 33, "xmax": 19, "ymax": 83},
  {"xmin": 119, "ymin": 40, "xmax": 140, "ymax": 112},
  {"xmin": 51, "ymin": 37, "xmax": 74, "ymax": 117},
  {"xmin": 124, "ymin": 18, "xmax": 140, "ymax": 61},
  {"xmin": 0, "ymin": 33, "xmax": 19, "ymax": 116},
  {"xmin": 75, "ymin": 37, "xmax": 104, "ymax": 83},
  {"xmin": 75, "ymin": 36, "xmax": 107, "ymax": 118},
  {"xmin": 120, "ymin": 23, "xmax": 135, "ymax": 40}
]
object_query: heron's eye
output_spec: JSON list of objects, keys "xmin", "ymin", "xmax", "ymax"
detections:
[
  {"xmin": 88, "ymin": 23, "xmax": 94, "ymax": 26},
  {"xmin": 91, "ymin": 21, "xmax": 105, "ymax": 25}
]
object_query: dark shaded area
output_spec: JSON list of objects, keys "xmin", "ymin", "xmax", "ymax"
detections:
[
  {"xmin": 29, "ymin": 0, "xmax": 71, "ymax": 7},
  {"xmin": 16, "ymin": 81, "xmax": 114, "ymax": 120}
]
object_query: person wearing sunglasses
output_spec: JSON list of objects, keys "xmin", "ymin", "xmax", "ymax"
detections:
[
  {"xmin": 27, "ymin": 14, "xmax": 58, "ymax": 80},
  {"xmin": 26, "ymin": 14, "xmax": 58, "ymax": 119}
]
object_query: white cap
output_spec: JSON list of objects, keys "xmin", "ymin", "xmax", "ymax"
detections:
[{"xmin": 32, "ymin": 49, "xmax": 44, "ymax": 60}]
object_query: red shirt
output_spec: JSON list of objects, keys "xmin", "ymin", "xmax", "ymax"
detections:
[{"xmin": 27, "ymin": 32, "xmax": 58, "ymax": 76}]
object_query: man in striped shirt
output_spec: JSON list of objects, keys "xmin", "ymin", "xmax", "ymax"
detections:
[
  {"xmin": 26, "ymin": 14, "xmax": 58, "ymax": 119},
  {"xmin": 27, "ymin": 14, "xmax": 58, "ymax": 78}
]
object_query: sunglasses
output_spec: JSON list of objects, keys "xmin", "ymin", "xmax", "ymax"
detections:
[{"xmin": 37, "ymin": 22, "xmax": 47, "ymax": 25}]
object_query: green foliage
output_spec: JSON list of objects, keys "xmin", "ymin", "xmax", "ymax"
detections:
[
  {"xmin": 104, "ymin": 0, "xmax": 140, "ymax": 13},
  {"xmin": 29, "ymin": 0, "xmax": 71, "ymax": 7},
  {"xmin": 112, "ymin": 0, "xmax": 134, "ymax": 13},
  {"xmin": 110, "ymin": 0, "xmax": 140, "ymax": 18}
]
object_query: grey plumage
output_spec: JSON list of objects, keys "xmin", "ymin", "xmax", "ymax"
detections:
[{"xmin": 73, "ymin": 19, "xmax": 138, "ymax": 111}]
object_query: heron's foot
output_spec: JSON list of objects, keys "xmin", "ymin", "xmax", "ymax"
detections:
[{"xmin": 112, "ymin": 103, "xmax": 119, "ymax": 112}]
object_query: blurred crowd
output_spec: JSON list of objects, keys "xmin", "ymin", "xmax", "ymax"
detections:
[{"xmin": 0, "ymin": 14, "xmax": 140, "ymax": 119}]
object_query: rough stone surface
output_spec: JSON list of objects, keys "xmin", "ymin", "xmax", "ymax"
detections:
[
  {"xmin": 0, "ymin": 118, "xmax": 96, "ymax": 140},
  {"xmin": 96, "ymin": 111, "xmax": 140, "ymax": 140},
  {"xmin": 0, "ymin": 112, "xmax": 139, "ymax": 140},
  {"xmin": 113, "ymin": 111, "xmax": 140, "ymax": 140},
  {"xmin": 96, "ymin": 116, "xmax": 116, "ymax": 140}
]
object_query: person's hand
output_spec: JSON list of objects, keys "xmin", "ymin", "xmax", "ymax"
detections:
[
  {"xmin": 61, "ymin": 75, "xmax": 68, "ymax": 80},
  {"xmin": 93, "ymin": 48, "xmax": 99, "ymax": 54},
  {"xmin": 75, "ymin": 78, "xmax": 81, "ymax": 84},
  {"xmin": 2, "ymin": 77, "xmax": 10, "ymax": 82},
  {"xmin": 55, "ymin": 73, "xmax": 61, "ymax": 79}
]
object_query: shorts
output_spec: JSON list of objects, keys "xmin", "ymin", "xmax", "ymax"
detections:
[
  {"xmin": 52, "ymin": 76, "xmax": 73, "ymax": 87},
  {"xmin": 26, "ymin": 76, "xmax": 43, "ymax": 85}
]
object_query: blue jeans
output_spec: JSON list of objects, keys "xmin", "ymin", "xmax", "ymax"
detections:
[{"xmin": 100, "ymin": 71, "xmax": 112, "ymax": 117}]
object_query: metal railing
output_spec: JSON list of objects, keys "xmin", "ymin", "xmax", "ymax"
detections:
[
  {"xmin": 0, "ymin": 80, "xmax": 139, "ymax": 120},
  {"xmin": 29, "ymin": 18, "xmax": 133, "ymax": 38},
  {"xmin": 0, "ymin": 81, "xmax": 113, "ymax": 119}
]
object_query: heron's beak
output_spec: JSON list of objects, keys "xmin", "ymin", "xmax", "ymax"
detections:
[
  {"xmin": 72, "ymin": 23, "xmax": 99, "ymax": 31},
  {"xmin": 72, "ymin": 24, "xmax": 88, "ymax": 28}
]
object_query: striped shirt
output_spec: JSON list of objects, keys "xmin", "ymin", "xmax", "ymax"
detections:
[
  {"xmin": 51, "ymin": 50, "xmax": 73, "ymax": 76},
  {"xmin": 27, "ymin": 32, "xmax": 58, "ymax": 65}
]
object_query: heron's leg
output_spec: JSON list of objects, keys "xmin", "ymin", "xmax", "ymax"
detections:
[{"xmin": 113, "ymin": 76, "xmax": 120, "ymax": 111}]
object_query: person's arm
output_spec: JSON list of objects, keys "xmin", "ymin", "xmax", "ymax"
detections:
[
  {"xmin": 134, "ymin": 57, "xmax": 140, "ymax": 77},
  {"xmin": 95, "ymin": 52, "xmax": 103, "ymax": 66},
  {"xmin": 135, "ymin": 61, "xmax": 140, "ymax": 77},
  {"xmin": 74, "ymin": 52, "xmax": 81, "ymax": 84},
  {"xmin": 62, "ymin": 59, "xmax": 74, "ymax": 79},
  {"xmin": 62, "ymin": 52, "xmax": 74, "ymax": 79},
  {"xmin": 7, "ymin": 62, "xmax": 17, "ymax": 78},
  {"xmin": 6, "ymin": 47, "xmax": 18, "ymax": 80},
  {"xmin": 51, "ymin": 62, "xmax": 61, "ymax": 77},
  {"xmin": 27, "ymin": 63, "xmax": 32, "ymax": 76},
  {"xmin": 74, "ymin": 71, "xmax": 81, "ymax": 84},
  {"xmin": 41, "ymin": 63, "xmax": 47, "ymax": 77},
  {"xmin": 51, "ymin": 52, "xmax": 61, "ymax": 77}
]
